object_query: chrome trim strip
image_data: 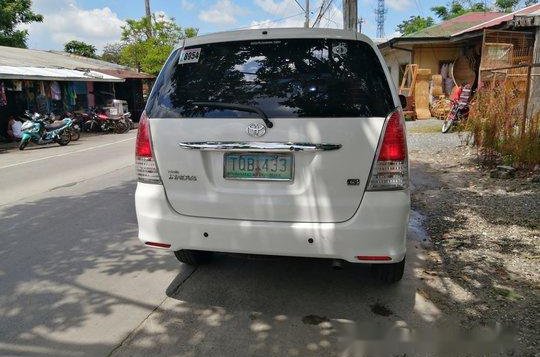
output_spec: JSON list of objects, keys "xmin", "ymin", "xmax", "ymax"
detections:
[{"xmin": 179, "ymin": 141, "xmax": 342, "ymax": 152}]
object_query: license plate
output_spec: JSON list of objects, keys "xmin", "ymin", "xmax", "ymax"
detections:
[{"xmin": 224, "ymin": 153, "xmax": 294, "ymax": 181}]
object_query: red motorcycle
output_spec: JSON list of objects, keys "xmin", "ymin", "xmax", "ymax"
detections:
[
  {"xmin": 82, "ymin": 108, "xmax": 129, "ymax": 134},
  {"xmin": 442, "ymin": 84, "xmax": 473, "ymax": 133}
]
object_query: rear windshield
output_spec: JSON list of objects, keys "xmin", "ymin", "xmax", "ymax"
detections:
[{"xmin": 146, "ymin": 38, "xmax": 394, "ymax": 118}]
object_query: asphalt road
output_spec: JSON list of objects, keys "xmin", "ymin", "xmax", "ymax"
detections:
[{"xmin": 0, "ymin": 132, "xmax": 442, "ymax": 357}]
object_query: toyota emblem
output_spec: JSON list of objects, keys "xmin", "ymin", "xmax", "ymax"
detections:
[{"xmin": 246, "ymin": 123, "xmax": 266, "ymax": 137}]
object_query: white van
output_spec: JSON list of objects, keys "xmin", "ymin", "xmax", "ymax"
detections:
[{"xmin": 135, "ymin": 28, "xmax": 410, "ymax": 283}]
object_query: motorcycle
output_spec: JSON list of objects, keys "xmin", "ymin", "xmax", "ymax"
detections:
[
  {"xmin": 62, "ymin": 112, "xmax": 81, "ymax": 141},
  {"xmin": 19, "ymin": 112, "xmax": 73, "ymax": 150},
  {"xmin": 442, "ymin": 84, "xmax": 472, "ymax": 133},
  {"xmin": 82, "ymin": 108, "xmax": 128, "ymax": 134}
]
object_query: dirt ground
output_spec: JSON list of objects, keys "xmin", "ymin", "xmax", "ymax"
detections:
[{"xmin": 407, "ymin": 120, "xmax": 540, "ymax": 356}]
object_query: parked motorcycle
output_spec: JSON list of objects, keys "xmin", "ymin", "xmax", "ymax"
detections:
[
  {"xmin": 62, "ymin": 112, "xmax": 81, "ymax": 141},
  {"xmin": 19, "ymin": 113, "xmax": 73, "ymax": 150},
  {"xmin": 442, "ymin": 84, "xmax": 472, "ymax": 133},
  {"xmin": 82, "ymin": 108, "xmax": 128, "ymax": 134}
]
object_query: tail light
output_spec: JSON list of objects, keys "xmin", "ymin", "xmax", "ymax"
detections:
[
  {"xmin": 136, "ymin": 111, "xmax": 162, "ymax": 184},
  {"xmin": 367, "ymin": 110, "xmax": 408, "ymax": 191}
]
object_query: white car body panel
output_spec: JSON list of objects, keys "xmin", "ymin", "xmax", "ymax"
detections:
[
  {"xmin": 136, "ymin": 183, "xmax": 409, "ymax": 263},
  {"xmin": 151, "ymin": 117, "xmax": 385, "ymax": 223}
]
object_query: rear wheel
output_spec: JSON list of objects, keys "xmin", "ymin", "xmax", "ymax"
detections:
[
  {"xmin": 115, "ymin": 121, "xmax": 128, "ymax": 134},
  {"xmin": 69, "ymin": 128, "xmax": 80, "ymax": 141},
  {"xmin": 174, "ymin": 250, "xmax": 213, "ymax": 266},
  {"xmin": 371, "ymin": 258, "xmax": 405, "ymax": 284},
  {"xmin": 19, "ymin": 138, "xmax": 29, "ymax": 150},
  {"xmin": 83, "ymin": 120, "xmax": 98, "ymax": 132},
  {"xmin": 57, "ymin": 131, "xmax": 71, "ymax": 146}
]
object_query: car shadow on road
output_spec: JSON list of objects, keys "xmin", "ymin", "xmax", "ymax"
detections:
[
  {"xmin": 111, "ymin": 241, "xmax": 436, "ymax": 357},
  {"xmin": 0, "ymin": 180, "xmax": 183, "ymax": 357}
]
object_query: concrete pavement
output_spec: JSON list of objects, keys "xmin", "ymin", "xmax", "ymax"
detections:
[{"xmin": 0, "ymin": 133, "xmax": 444, "ymax": 357}]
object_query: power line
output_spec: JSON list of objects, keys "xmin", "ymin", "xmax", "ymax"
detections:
[
  {"xmin": 413, "ymin": 0, "xmax": 424, "ymax": 16},
  {"xmin": 292, "ymin": 0, "xmax": 305, "ymax": 11},
  {"xmin": 313, "ymin": 0, "xmax": 335, "ymax": 28},
  {"xmin": 224, "ymin": 12, "xmax": 306, "ymax": 32}
]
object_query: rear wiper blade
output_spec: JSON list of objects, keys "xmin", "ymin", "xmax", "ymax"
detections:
[{"xmin": 188, "ymin": 101, "xmax": 274, "ymax": 128}]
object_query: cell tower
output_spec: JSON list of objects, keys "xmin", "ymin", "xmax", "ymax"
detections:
[{"xmin": 375, "ymin": 0, "xmax": 387, "ymax": 38}]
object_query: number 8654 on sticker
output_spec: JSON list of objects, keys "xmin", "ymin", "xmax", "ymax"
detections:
[{"xmin": 179, "ymin": 48, "xmax": 201, "ymax": 64}]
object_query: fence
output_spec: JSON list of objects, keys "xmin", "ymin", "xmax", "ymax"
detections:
[{"xmin": 468, "ymin": 30, "xmax": 539, "ymax": 166}]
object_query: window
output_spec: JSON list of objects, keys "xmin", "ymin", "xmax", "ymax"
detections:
[{"xmin": 147, "ymin": 39, "xmax": 394, "ymax": 119}]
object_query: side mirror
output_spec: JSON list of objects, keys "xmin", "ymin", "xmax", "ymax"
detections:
[{"xmin": 399, "ymin": 94, "xmax": 407, "ymax": 109}]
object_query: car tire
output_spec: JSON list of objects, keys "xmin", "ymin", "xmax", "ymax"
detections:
[
  {"xmin": 174, "ymin": 249, "xmax": 213, "ymax": 266},
  {"xmin": 371, "ymin": 258, "xmax": 405, "ymax": 283}
]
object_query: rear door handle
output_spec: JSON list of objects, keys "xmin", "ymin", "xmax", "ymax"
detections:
[{"xmin": 178, "ymin": 141, "xmax": 342, "ymax": 152}]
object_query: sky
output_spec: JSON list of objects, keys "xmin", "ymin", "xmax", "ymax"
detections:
[{"xmin": 24, "ymin": 0, "xmax": 531, "ymax": 52}]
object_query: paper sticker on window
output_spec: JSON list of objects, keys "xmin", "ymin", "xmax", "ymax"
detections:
[
  {"xmin": 179, "ymin": 48, "xmax": 201, "ymax": 64},
  {"xmin": 332, "ymin": 43, "xmax": 348, "ymax": 56}
]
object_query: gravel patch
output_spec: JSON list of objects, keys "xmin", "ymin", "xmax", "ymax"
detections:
[{"xmin": 408, "ymin": 119, "xmax": 539, "ymax": 356}]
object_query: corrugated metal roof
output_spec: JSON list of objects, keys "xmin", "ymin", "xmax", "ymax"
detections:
[
  {"xmin": 0, "ymin": 46, "xmax": 123, "ymax": 69},
  {"xmin": 0, "ymin": 46, "xmax": 153, "ymax": 79},
  {"xmin": 0, "ymin": 66, "xmax": 124, "ymax": 82},
  {"xmin": 406, "ymin": 12, "xmax": 505, "ymax": 38},
  {"xmin": 452, "ymin": 3, "xmax": 540, "ymax": 36},
  {"xmin": 95, "ymin": 68, "xmax": 155, "ymax": 79}
]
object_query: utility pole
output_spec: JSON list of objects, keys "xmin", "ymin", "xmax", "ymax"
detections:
[
  {"xmin": 343, "ymin": 0, "xmax": 358, "ymax": 32},
  {"xmin": 304, "ymin": 0, "xmax": 310, "ymax": 28},
  {"xmin": 145, "ymin": 0, "xmax": 151, "ymax": 18},
  {"xmin": 144, "ymin": 0, "xmax": 153, "ymax": 38}
]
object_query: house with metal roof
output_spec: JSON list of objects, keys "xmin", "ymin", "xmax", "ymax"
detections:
[
  {"xmin": 0, "ymin": 46, "xmax": 154, "ymax": 137},
  {"xmin": 379, "ymin": 4, "xmax": 540, "ymax": 92}
]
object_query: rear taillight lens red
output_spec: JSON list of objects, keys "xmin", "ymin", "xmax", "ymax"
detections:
[
  {"xmin": 378, "ymin": 112, "xmax": 406, "ymax": 161},
  {"xmin": 367, "ymin": 110, "xmax": 408, "ymax": 191},
  {"xmin": 136, "ymin": 111, "xmax": 162, "ymax": 184},
  {"xmin": 136, "ymin": 111, "xmax": 152, "ymax": 157}
]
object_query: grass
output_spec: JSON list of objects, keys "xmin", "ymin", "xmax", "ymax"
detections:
[
  {"xmin": 466, "ymin": 85, "xmax": 540, "ymax": 167},
  {"xmin": 408, "ymin": 122, "xmax": 443, "ymax": 134}
]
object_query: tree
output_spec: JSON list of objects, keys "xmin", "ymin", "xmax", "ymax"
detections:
[
  {"xmin": 101, "ymin": 42, "xmax": 124, "ymax": 64},
  {"xmin": 64, "ymin": 40, "xmax": 97, "ymax": 58},
  {"xmin": 495, "ymin": 0, "xmax": 519, "ymax": 12},
  {"xmin": 525, "ymin": 0, "xmax": 538, "ymax": 6},
  {"xmin": 396, "ymin": 16, "xmax": 435, "ymax": 35},
  {"xmin": 431, "ymin": 1, "xmax": 490, "ymax": 20},
  {"xmin": 0, "ymin": 0, "xmax": 43, "ymax": 48},
  {"xmin": 119, "ymin": 14, "xmax": 197, "ymax": 75}
]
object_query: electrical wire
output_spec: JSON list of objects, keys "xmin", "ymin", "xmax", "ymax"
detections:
[
  {"xmin": 292, "ymin": 0, "xmax": 305, "ymax": 11},
  {"xmin": 413, "ymin": 0, "xmax": 424, "ymax": 16},
  {"xmin": 312, "ymin": 0, "xmax": 334, "ymax": 28},
  {"xmin": 226, "ymin": 12, "xmax": 306, "ymax": 32}
]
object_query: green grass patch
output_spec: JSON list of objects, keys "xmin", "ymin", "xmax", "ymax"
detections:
[{"xmin": 408, "ymin": 124, "xmax": 443, "ymax": 134}]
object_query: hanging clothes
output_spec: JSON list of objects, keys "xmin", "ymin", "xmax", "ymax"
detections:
[
  {"xmin": 51, "ymin": 81, "xmax": 61, "ymax": 100},
  {"xmin": 36, "ymin": 94, "xmax": 49, "ymax": 114},
  {"xmin": 38, "ymin": 82, "xmax": 46, "ymax": 96},
  {"xmin": 13, "ymin": 80, "xmax": 23, "ymax": 91},
  {"xmin": 0, "ymin": 82, "xmax": 7, "ymax": 107},
  {"xmin": 67, "ymin": 84, "xmax": 77, "ymax": 106}
]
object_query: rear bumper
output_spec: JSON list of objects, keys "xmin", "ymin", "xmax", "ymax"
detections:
[{"xmin": 135, "ymin": 183, "xmax": 410, "ymax": 264}]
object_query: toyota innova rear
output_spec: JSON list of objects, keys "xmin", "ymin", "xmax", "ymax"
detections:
[{"xmin": 135, "ymin": 28, "xmax": 410, "ymax": 283}]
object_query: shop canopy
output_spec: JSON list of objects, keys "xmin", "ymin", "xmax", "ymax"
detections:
[{"xmin": 0, "ymin": 66, "xmax": 124, "ymax": 82}]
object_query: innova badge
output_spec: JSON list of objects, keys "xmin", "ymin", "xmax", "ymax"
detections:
[{"xmin": 246, "ymin": 123, "xmax": 266, "ymax": 138}]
